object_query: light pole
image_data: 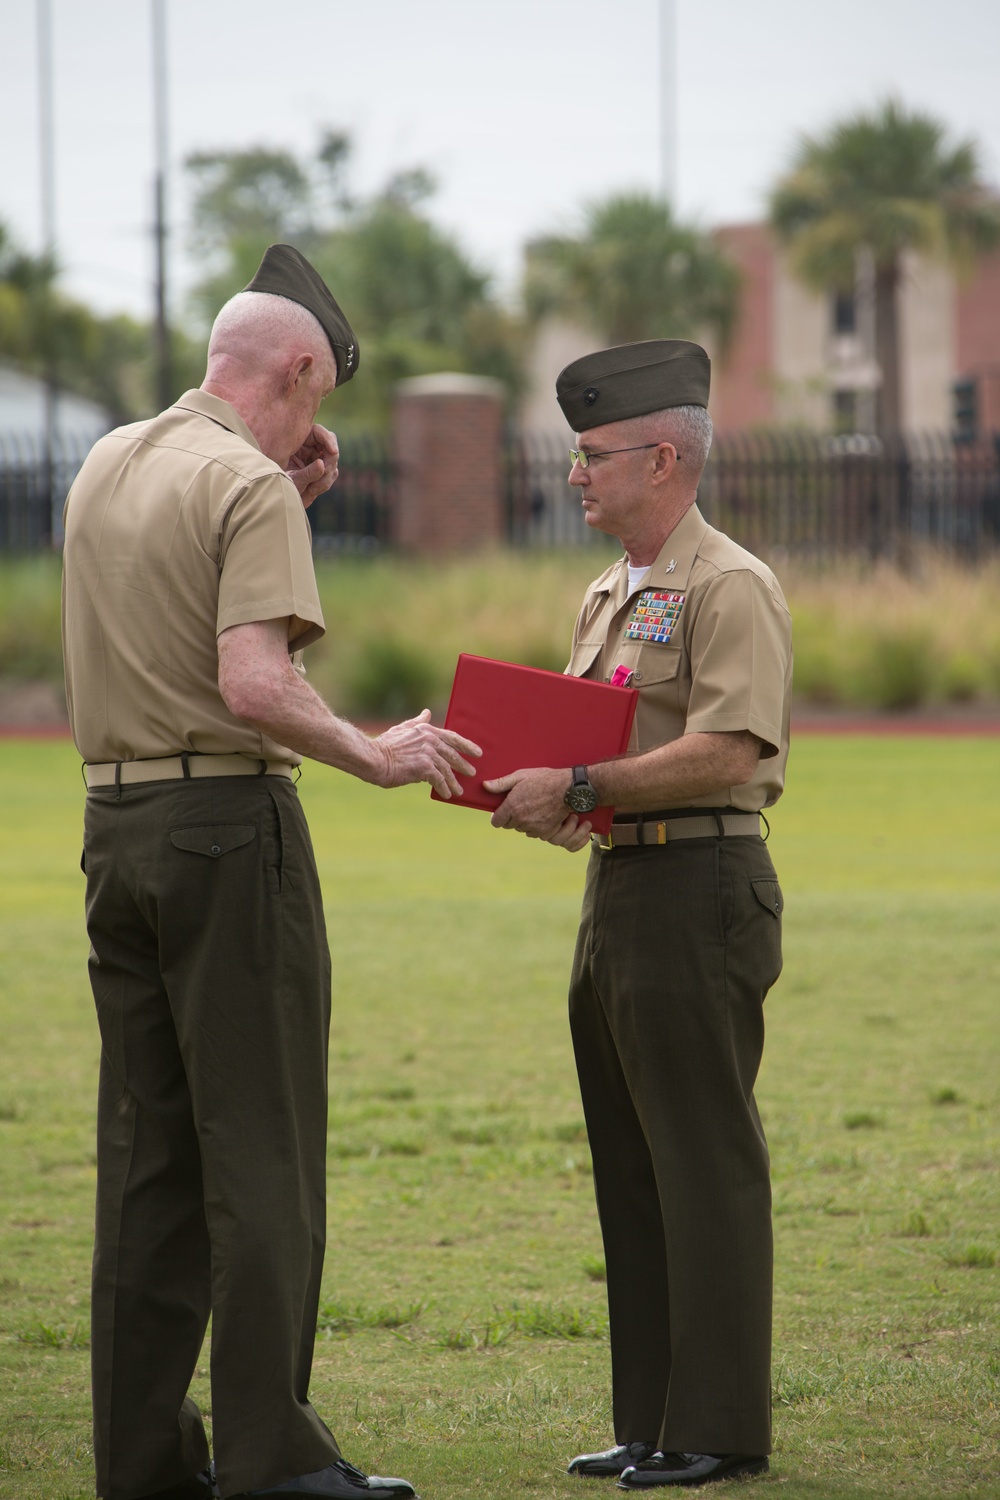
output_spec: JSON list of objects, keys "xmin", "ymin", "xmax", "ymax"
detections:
[
  {"xmin": 36, "ymin": 0, "xmax": 58, "ymax": 539},
  {"xmin": 152, "ymin": 0, "xmax": 172, "ymax": 410},
  {"xmin": 659, "ymin": 0, "xmax": 677, "ymax": 208}
]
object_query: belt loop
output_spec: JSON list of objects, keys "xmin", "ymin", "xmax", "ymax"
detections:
[
  {"xmin": 114, "ymin": 761, "xmax": 122, "ymax": 801},
  {"xmin": 636, "ymin": 812, "xmax": 645, "ymax": 846},
  {"xmin": 759, "ymin": 811, "xmax": 770, "ymax": 842},
  {"xmin": 180, "ymin": 752, "xmax": 192, "ymax": 780},
  {"xmin": 80, "ymin": 762, "xmax": 87, "ymax": 788},
  {"xmin": 293, "ymin": 765, "xmax": 302, "ymax": 784},
  {"xmin": 257, "ymin": 759, "xmax": 268, "ymax": 776},
  {"xmin": 656, "ymin": 821, "xmax": 666, "ymax": 844},
  {"xmin": 712, "ymin": 810, "xmax": 725, "ymax": 838}
]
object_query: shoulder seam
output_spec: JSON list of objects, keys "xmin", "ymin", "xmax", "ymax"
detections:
[{"xmin": 109, "ymin": 430, "xmax": 281, "ymax": 486}]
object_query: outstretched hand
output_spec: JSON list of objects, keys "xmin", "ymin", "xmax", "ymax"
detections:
[
  {"xmin": 373, "ymin": 709, "xmax": 481, "ymax": 799},
  {"xmin": 287, "ymin": 424, "xmax": 339, "ymax": 508}
]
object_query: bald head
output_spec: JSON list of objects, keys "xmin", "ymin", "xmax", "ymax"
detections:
[
  {"xmin": 207, "ymin": 291, "xmax": 336, "ymax": 386},
  {"xmin": 201, "ymin": 291, "xmax": 339, "ymax": 467}
]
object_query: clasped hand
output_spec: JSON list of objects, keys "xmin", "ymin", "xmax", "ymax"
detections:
[
  {"xmin": 484, "ymin": 767, "xmax": 593, "ymax": 853},
  {"xmin": 286, "ymin": 424, "xmax": 339, "ymax": 508}
]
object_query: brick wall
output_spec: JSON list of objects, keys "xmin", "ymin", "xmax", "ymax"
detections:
[
  {"xmin": 709, "ymin": 223, "xmax": 777, "ymax": 433},
  {"xmin": 392, "ymin": 374, "xmax": 505, "ymax": 553},
  {"xmin": 955, "ymin": 249, "xmax": 1000, "ymax": 432}
]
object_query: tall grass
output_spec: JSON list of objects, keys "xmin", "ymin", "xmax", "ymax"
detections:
[
  {"xmin": 0, "ymin": 555, "xmax": 64, "ymax": 683},
  {"xmin": 2, "ymin": 548, "xmax": 999, "ymax": 715},
  {"xmin": 787, "ymin": 554, "xmax": 1000, "ymax": 709}
]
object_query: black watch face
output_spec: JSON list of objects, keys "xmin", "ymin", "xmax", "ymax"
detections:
[{"xmin": 566, "ymin": 782, "xmax": 599, "ymax": 813}]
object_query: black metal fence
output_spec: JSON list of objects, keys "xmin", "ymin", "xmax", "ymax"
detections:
[
  {"xmin": 504, "ymin": 430, "xmax": 600, "ymax": 548},
  {"xmin": 0, "ymin": 429, "xmax": 100, "ymax": 549},
  {"xmin": 4, "ymin": 426, "xmax": 999, "ymax": 562},
  {"xmin": 0, "ymin": 429, "xmax": 395, "ymax": 556},
  {"xmin": 699, "ymin": 430, "xmax": 1000, "ymax": 561},
  {"xmin": 504, "ymin": 428, "xmax": 1000, "ymax": 562},
  {"xmin": 307, "ymin": 433, "xmax": 393, "ymax": 554}
]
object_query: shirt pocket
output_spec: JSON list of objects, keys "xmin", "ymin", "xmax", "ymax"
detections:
[
  {"xmin": 631, "ymin": 645, "xmax": 682, "ymax": 691},
  {"xmin": 566, "ymin": 638, "xmax": 604, "ymax": 679},
  {"xmin": 169, "ymin": 825, "xmax": 257, "ymax": 859}
]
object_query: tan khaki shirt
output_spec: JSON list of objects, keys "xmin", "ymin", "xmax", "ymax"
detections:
[
  {"xmin": 62, "ymin": 390, "xmax": 325, "ymax": 765},
  {"xmin": 566, "ymin": 504, "xmax": 792, "ymax": 811}
]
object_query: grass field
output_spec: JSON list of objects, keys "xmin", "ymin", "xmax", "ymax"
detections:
[{"xmin": 0, "ymin": 736, "xmax": 998, "ymax": 1500}]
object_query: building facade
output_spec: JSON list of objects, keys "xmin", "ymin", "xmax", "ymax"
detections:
[{"xmin": 709, "ymin": 224, "xmax": 1000, "ymax": 437}]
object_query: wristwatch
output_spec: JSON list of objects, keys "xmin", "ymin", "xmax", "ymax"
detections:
[{"xmin": 564, "ymin": 765, "xmax": 599, "ymax": 815}]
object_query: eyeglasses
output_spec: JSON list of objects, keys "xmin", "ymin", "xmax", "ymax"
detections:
[{"xmin": 569, "ymin": 443, "xmax": 679, "ymax": 469}]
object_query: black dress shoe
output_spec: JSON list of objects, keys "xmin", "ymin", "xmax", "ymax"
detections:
[
  {"xmin": 139, "ymin": 1467, "xmax": 219, "ymax": 1500},
  {"xmin": 618, "ymin": 1453, "xmax": 769, "ymax": 1488},
  {"xmin": 228, "ymin": 1457, "xmax": 417, "ymax": 1499},
  {"xmin": 568, "ymin": 1442, "xmax": 659, "ymax": 1477}
]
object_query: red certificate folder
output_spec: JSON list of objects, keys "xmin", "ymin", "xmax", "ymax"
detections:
[{"xmin": 430, "ymin": 653, "xmax": 638, "ymax": 836}]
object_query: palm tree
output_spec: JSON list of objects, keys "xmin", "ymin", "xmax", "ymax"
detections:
[
  {"xmin": 524, "ymin": 193, "xmax": 740, "ymax": 352},
  {"xmin": 770, "ymin": 99, "xmax": 1000, "ymax": 435}
]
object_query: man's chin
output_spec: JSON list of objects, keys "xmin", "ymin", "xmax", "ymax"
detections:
[{"xmin": 582, "ymin": 507, "xmax": 611, "ymax": 534}]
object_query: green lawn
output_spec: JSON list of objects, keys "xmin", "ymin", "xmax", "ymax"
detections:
[{"xmin": 0, "ymin": 736, "xmax": 998, "ymax": 1500}]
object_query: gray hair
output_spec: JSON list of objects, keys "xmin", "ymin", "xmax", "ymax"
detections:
[
  {"xmin": 663, "ymin": 405, "xmax": 713, "ymax": 476},
  {"xmin": 621, "ymin": 405, "xmax": 713, "ymax": 479}
]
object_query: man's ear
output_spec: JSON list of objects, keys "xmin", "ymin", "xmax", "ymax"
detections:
[
  {"xmin": 285, "ymin": 352, "xmax": 314, "ymax": 393},
  {"xmin": 651, "ymin": 442, "xmax": 679, "ymax": 482}
]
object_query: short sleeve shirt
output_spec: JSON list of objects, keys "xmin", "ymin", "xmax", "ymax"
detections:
[
  {"xmin": 566, "ymin": 504, "xmax": 792, "ymax": 811},
  {"xmin": 61, "ymin": 390, "xmax": 325, "ymax": 765}
]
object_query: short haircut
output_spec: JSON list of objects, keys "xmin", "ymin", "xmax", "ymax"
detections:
[
  {"xmin": 208, "ymin": 291, "xmax": 331, "ymax": 366},
  {"xmin": 619, "ymin": 405, "xmax": 714, "ymax": 479}
]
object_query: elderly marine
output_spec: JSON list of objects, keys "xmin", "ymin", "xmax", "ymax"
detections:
[
  {"xmin": 61, "ymin": 245, "xmax": 479, "ymax": 1500},
  {"xmin": 485, "ymin": 340, "xmax": 792, "ymax": 1489}
]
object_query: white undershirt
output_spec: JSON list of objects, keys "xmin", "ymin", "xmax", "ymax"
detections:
[{"xmin": 627, "ymin": 562, "xmax": 650, "ymax": 595}]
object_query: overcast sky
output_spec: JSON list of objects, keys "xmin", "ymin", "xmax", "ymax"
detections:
[{"xmin": 2, "ymin": 0, "xmax": 999, "ymax": 324}]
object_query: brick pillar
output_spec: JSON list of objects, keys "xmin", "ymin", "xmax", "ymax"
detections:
[{"xmin": 391, "ymin": 373, "xmax": 505, "ymax": 553}]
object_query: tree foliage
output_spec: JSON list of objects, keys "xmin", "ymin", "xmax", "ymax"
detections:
[
  {"xmin": 523, "ymin": 193, "xmax": 741, "ymax": 351},
  {"xmin": 0, "ymin": 223, "xmax": 201, "ymax": 422},
  {"xmin": 771, "ymin": 99, "xmax": 1000, "ymax": 287},
  {"xmin": 769, "ymin": 99, "xmax": 1000, "ymax": 432},
  {"xmin": 184, "ymin": 134, "xmax": 524, "ymax": 430}
]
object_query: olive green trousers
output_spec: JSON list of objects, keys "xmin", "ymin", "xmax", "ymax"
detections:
[
  {"xmin": 569, "ymin": 832, "xmax": 782, "ymax": 1457},
  {"xmin": 83, "ymin": 777, "xmax": 340, "ymax": 1500}
]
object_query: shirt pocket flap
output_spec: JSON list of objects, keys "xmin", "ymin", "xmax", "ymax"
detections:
[
  {"xmin": 169, "ymin": 825, "xmax": 257, "ymax": 858},
  {"xmin": 567, "ymin": 639, "xmax": 603, "ymax": 677},
  {"xmin": 633, "ymin": 647, "xmax": 682, "ymax": 688},
  {"xmin": 751, "ymin": 877, "xmax": 783, "ymax": 918}
]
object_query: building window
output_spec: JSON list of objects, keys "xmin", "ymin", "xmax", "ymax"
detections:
[
  {"xmin": 832, "ymin": 290, "xmax": 856, "ymax": 335},
  {"xmin": 833, "ymin": 390, "xmax": 856, "ymax": 434}
]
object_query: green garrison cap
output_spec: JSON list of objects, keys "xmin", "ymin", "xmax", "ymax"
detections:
[
  {"xmin": 243, "ymin": 243, "xmax": 359, "ymax": 386},
  {"xmin": 556, "ymin": 339, "xmax": 710, "ymax": 431}
]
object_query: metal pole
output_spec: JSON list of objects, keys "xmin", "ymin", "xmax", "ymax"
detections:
[
  {"xmin": 37, "ymin": 0, "xmax": 58, "ymax": 542},
  {"xmin": 854, "ymin": 244, "xmax": 877, "ymax": 436},
  {"xmin": 151, "ymin": 0, "xmax": 172, "ymax": 410},
  {"xmin": 659, "ymin": 0, "xmax": 677, "ymax": 207}
]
